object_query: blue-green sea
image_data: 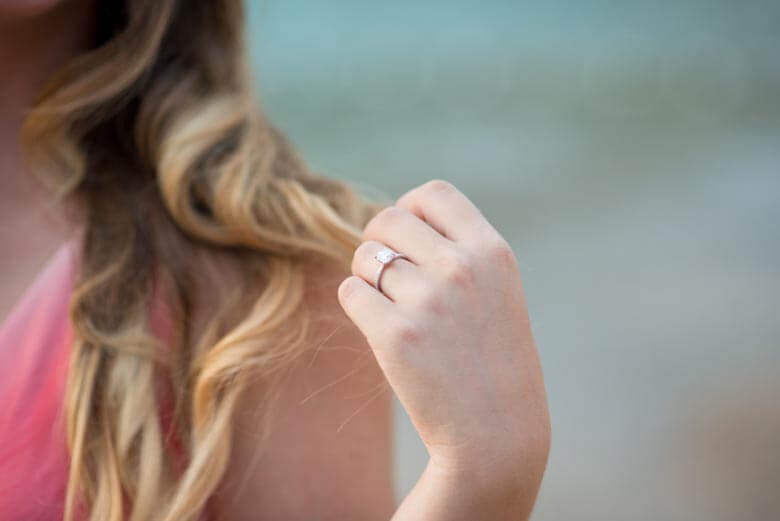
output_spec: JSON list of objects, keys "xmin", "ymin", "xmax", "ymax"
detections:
[{"xmin": 248, "ymin": 2, "xmax": 780, "ymax": 518}]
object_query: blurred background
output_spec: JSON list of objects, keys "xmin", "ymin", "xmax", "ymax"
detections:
[{"xmin": 246, "ymin": 1, "xmax": 780, "ymax": 519}]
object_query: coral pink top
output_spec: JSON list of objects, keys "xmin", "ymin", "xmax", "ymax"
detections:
[
  {"xmin": 0, "ymin": 234, "xmax": 175, "ymax": 520},
  {"xmin": 0, "ymin": 237, "xmax": 77, "ymax": 519}
]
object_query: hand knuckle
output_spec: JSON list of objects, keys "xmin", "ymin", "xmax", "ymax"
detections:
[
  {"xmin": 490, "ymin": 238, "xmax": 517, "ymax": 266},
  {"xmin": 365, "ymin": 205, "xmax": 403, "ymax": 236},
  {"xmin": 439, "ymin": 250, "xmax": 474, "ymax": 286},
  {"xmin": 425, "ymin": 179, "xmax": 456, "ymax": 194},
  {"xmin": 388, "ymin": 318, "xmax": 423, "ymax": 348},
  {"xmin": 424, "ymin": 294, "xmax": 448, "ymax": 316}
]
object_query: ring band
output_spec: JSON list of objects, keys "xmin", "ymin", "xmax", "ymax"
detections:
[{"xmin": 373, "ymin": 246, "xmax": 410, "ymax": 294}]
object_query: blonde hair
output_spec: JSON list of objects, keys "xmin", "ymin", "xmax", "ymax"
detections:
[{"xmin": 21, "ymin": 1, "xmax": 384, "ymax": 519}]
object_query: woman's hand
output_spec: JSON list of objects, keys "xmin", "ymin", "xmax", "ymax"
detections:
[{"xmin": 337, "ymin": 180, "xmax": 550, "ymax": 518}]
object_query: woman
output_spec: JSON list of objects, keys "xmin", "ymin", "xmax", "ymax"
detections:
[{"xmin": 0, "ymin": 1, "xmax": 550, "ymax": 520}]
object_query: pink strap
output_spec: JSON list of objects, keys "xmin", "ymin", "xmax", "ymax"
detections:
[{"xmin": 0, "ymin": 239, "xmax": 77, "ymax": 519}]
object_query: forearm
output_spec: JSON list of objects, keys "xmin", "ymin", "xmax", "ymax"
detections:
[{"xmin": 391, "ymin": 458, "xmax": 542, "ymax": 521}]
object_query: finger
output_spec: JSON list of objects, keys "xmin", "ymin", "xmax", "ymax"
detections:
[
  {"xmin": 362, "ymin": 205, "xmax": 451, "ymax": 264},
  {"xmin": 395, "ymin": 179, "xmax": 491, "ymax": 243},
  {"xmin": 336, "ymin": 275, "xmax": 396, "ymax": 345},
  {"xmin": 351, "ymin": 240, "xmax": 424, "ymax": 302}
]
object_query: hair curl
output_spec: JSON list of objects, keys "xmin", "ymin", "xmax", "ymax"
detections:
[{"xmin": 21, "ymin": 1, "xmax": 384, "ymax": 519}]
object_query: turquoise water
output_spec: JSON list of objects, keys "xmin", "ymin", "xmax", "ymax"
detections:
[{"xmin": 248, "ymin": 2, "xmax": 780, "ymax": 518}]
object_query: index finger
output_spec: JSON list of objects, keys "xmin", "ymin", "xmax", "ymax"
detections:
[{"xmin": 395, "ymin": 179, "xmax": 489, "ymax": 243}]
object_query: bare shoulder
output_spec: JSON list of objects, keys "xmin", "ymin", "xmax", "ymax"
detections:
[{"xmin": 210, "ymin": 258, "xmax": 396, "ymax": 521}]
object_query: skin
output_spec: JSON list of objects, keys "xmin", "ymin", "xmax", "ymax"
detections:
[
  {"xmin": 2, "ymin": 2, "xmax": 551, "ymax": 519},
  {"xmin": 0, "ymin": 0, "xmax": 94, "ymax": 323},
  {"xmin": 211, "ymin": 184, "xmax": 552, "ymax": 521},
  {"xmin": 339, "ymin": 181, "xmax": 551, "ymax": 520},
  {"xmin": 209, "ymin": 260, "xmax": 397, "ymax": 520}
]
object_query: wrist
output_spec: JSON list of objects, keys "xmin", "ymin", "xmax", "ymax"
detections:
[{"xmin": 424, "ymin": 435, "xmax": 550, "ymax": 520}]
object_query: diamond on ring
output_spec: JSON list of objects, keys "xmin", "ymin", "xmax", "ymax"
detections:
[
  {"xmin": 375, "ymin": 248, "xmax": 398, "ymax": 264},
  {"xmin": 373, "ymin": 246, "xmax": 410, "ymax": 294}
]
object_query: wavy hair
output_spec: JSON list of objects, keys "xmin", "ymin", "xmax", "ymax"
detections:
[{"xmin": 21, "ymin": 1, "xmax": 384, "ymax": 520}]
